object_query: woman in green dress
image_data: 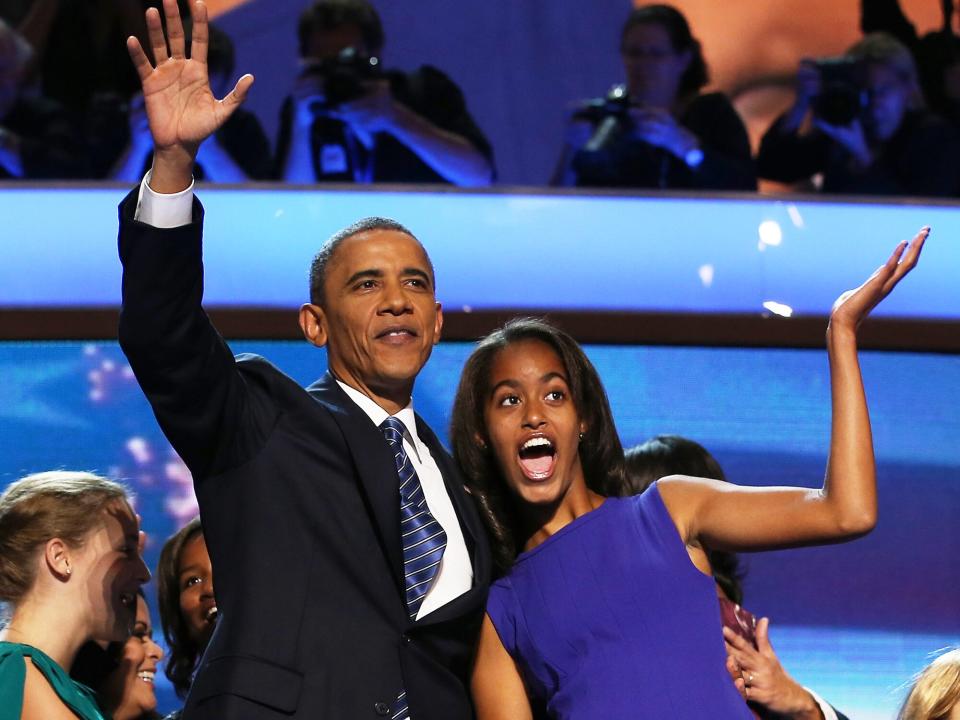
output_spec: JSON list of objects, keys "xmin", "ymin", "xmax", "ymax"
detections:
[{"xmin": 0, "ymin": 471, "xmax": 150, "ymax": 719}]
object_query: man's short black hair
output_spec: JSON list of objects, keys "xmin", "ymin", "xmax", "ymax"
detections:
[
  {"xmin": 298, "ymin": 0, "xmax": 385, "ymax": 57},
  {"xmin": 308, "ymin": 217, "xmax": 435, "ymax": 307}
]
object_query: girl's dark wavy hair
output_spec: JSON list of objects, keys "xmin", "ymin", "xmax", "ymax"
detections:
[
  {"xmin": 450, "ymin": 318, "xmax": 626, "ymax": 576},
  {"xmin": 156, "ymin": 517, "xmax": 204, "ymax": 699},
  {"xmin": 620, "ymin": 4, "xmax": 709, "ymax": 97},
  {"xmin": 623, "ymin": 435, "xmax": 744, "ymax": 605}
]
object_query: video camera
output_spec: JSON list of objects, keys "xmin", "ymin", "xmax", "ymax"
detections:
[
  {"xmin": 811, "ymin": 57, "xmax": 867, "ymax": 126},
  {"xmin": 300, "ymin": 46, "xmax": 382, "ymax": 113}
]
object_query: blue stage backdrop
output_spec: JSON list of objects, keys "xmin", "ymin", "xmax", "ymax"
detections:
[{"xmin": 1, "ymin": 339, "xmax": 957, "ymax": 718}]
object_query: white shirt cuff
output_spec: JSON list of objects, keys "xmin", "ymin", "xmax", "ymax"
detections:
[
  {"xmin": 134, "ymin": 171, "xmax": 196, "ymax": 228},
  {"xmin": 805, "ymin": 688, "xmax": 838, "ymax": 720}
]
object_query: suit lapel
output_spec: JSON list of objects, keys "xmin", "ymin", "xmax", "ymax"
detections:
[{"xmin": 306, "ymin": 374, "xmax": 405, "ymax": 596}]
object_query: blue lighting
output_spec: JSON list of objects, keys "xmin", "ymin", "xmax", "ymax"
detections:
[{"xmin": 2, "ymin": 184, "xmax": 957, "ymax": 318}]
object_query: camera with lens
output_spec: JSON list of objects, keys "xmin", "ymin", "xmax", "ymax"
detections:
[
  {"xmin": 811, "ymin": 56, "xmax": 867, "ymax": 126},
  {"xmin": 301, "ymin": 46, "xmax": 382, "ymax": 114},
  {"xmin": 571, "ymin": 85, "xmax": 632, "ymax": 124}
]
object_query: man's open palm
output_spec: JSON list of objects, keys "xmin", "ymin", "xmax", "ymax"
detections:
[{"xmin": 126, "ymin": 0, "xmax": 253, "ymax": 155}]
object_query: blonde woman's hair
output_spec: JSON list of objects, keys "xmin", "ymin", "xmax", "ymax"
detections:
[
  {"xmin": 898, "ymin": 648, "xmax": 960, "ymax": 720},
  {"xmin": 0, "ymin": 471, "xmax": 129, "ymax": 604}
]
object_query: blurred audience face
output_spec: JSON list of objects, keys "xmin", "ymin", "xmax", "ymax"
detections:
[
  {"xmin": 80, "ymin": 501, "xmax": 151, "ymax": 644},
  {"xmin": 621, "ymin": 22, "xmax": 691, "ymax": 107},
  {"xmin": 98, "ymin": 595, "xmax": 164, "ymax": 720},
  {"xmin": 178, "ymin": 533, "xmax": 217, "ymax": 648},
  {"xmin": 302, "ymin": 23, "xmax": 368, "ymax": 62},
  {"xmin": 862, "ymin": 62, "xmax": 911, "ymax": 142}
]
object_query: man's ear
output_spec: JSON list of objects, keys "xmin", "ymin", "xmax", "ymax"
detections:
[
  {"xmin": 299, "ymin": 303, "xmax": 329, "ymax": 348},
  {"xmin": 44, "ymin": 538, "xmax": 72, "ymax": 581},
  {"xmin": 433, "ymin": 302, "xmax": 443, "ymax": 346}
]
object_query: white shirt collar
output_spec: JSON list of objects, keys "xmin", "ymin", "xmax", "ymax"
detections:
[{"xmin": 335, "ymin": 379, "xmax": 422, "ymax": 460}]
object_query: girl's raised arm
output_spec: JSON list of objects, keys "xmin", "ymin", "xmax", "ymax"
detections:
[{"xmin": 659, "ymin": 228, "xmax": 927, "ymax": 552}]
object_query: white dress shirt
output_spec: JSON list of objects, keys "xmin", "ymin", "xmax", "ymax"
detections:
[
  {"xmin": 133, "ymin": 174, "xmax": 473, "ymax": 620},
  {"xmin": 336, "ymin": 381, "xmax": 472, "ymax": 619}
]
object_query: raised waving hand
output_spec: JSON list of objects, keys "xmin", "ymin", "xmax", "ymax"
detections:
[
  {"xmin": 660, "ymin": 228, "xmax": 928, "ymax": 554},
  {"xmin": 126, "ymin": 0, "xmax": 253, "ymax": 190},
  {"xmin": 829, "ymin": 227, "xmax": 927, "ymax": 333}
]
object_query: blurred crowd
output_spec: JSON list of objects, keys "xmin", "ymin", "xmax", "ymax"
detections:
[{"xmin": 2, "ymin": 0, "xmax": 960, "ymax": 198}]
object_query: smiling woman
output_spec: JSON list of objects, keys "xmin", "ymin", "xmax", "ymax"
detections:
[
  {"xmin": 72, "ymin": 591, "xmax": 165, "ymax": 720},
  {"xmin": 0, "ymin": 471, "xmax": 150, "ymax": 720}
]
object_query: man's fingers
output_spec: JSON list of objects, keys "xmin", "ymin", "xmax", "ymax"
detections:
[
  {"xmin": 126, "ymin": 36, "xmax": 154, "ymax": 81},
  {"xmin": 145, "ymin": 7, "xmax": 168, "ymax": 64},
  {"xmin": 164, "ymin": 0, "xmax": 187, "ymax": 59},
  {"xmin": 190, "ymin": 1, "xmax": 209, "ymax": 65},
  {"xmin": 219, "ymin": 74, "xmax": 255, "ymax": 117}
]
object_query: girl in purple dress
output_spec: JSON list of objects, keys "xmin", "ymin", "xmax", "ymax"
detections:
[{"xmin": 450, "ymin": 231, "xmax": 926, "ymax": 719}]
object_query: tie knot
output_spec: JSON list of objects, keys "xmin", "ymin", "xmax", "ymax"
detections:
[{"xmin": 380, "ymin": 416, "xmax": 407, "ymax": 444}]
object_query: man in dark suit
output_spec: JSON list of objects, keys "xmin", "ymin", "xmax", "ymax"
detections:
[{"xmin": 118, "ymin": 2, "xmax": 490, "ymax": 718}]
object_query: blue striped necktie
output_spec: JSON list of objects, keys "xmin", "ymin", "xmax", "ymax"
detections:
[
  {"xmin": 381, "ymin": 417, "xmax": 447, "ymax": 720},
  {"xmin": 380, "ymin": 416, "xmax": 447, "ymax": 619}
]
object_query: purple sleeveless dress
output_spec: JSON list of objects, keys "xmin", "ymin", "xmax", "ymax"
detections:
[{"xmin": 486, "ymin": 482, "xmax": 754, "ymax": 719}]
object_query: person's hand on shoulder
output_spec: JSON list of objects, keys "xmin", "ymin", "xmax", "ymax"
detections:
[{"xmin": 724, "ymin": 618, "xmax": 825, "ymax": 720}]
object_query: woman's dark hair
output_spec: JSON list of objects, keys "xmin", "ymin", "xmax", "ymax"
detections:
[
  {"xmin": 156, "ymin": 518, "xmax": 203, "ymax": 699},
  {"xmin": 624, "ymin": 435, "xmax": 743, "ymax": 605},
  {"xmin": 620, "ymin": 4, "xmax": 709, "ymax": 96},
  {"xmin": 450, "ymin": 318, "xmax": 626, "ymax": 575}
]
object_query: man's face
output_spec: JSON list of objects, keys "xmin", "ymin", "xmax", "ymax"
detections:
[
  {"xmin": 307, "ymin": 230, "xmax": 442, "ymax": 404},
  {"xmin": 303, "ymin": 23, "xmax": 368, "ymax": 62}
]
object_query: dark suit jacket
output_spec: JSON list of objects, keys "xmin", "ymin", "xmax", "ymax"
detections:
[{"xmin": 117, "ymin": 191, "xmax": 491, "ymax": 719}]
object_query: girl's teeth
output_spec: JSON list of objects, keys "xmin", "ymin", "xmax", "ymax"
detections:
[{"xmin": 137, "ymin": 671, "xmax": 155, "ymax": 683}]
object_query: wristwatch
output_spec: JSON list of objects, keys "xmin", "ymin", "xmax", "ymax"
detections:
[{"xmin": 684, "ymin": 145, "xmax": 705, "ymax": 169}]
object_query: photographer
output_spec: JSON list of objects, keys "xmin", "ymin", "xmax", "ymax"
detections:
[
  {"xmin": 275, "ymin": 0, "xmax": 493, "ymax": 186},
  {"xmin": 0, "ymin": 18, "xmax": 88, "ymax": 179},
  {"xmin": 757, "ymin": 32, "xmax": 960, "ymax": 197},
  {"xmin": 557, "ymin": 5, "xmax": 755, "ymax": 191}
]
